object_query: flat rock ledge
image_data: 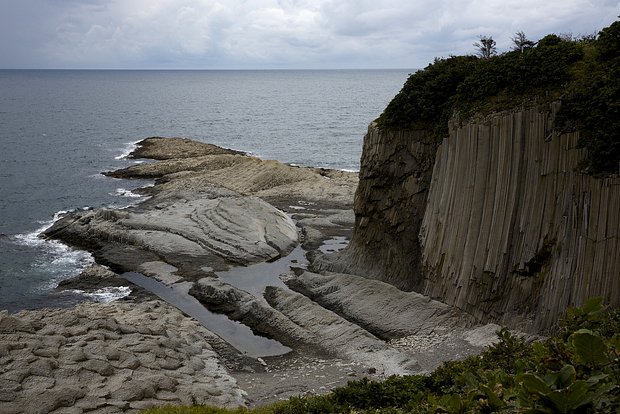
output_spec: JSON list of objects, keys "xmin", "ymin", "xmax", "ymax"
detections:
[
  {"xmin": 283, "ymin": 270, "xmax": 477, "ymax": 340},
  {"xmin": 0, "ymin": 300, "xmax": 245, "ymax": 414},
  {"xmin": 45, "ymin": 137, "xmax": 358, "ymax": 276},
  {"xmin": 127, "ymin": 137, "xmax": 245, "ymax": 160},
  {"xmin": 45, "ymin": 194, "xmax": 299, "ymax": 269},
  {"xmin": 191, "ymin": 273, "xmax": 503, "ymax": 378}
]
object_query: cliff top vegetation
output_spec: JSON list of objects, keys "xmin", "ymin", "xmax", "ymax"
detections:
[{"xmin": 376, "ymin": 20, "xmax": 620, "ymax": 175}]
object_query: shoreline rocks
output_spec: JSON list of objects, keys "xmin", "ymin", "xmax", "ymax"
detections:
[{"xmin": 2, "ymin": 137, "xmax": 507, "ymax": 411}]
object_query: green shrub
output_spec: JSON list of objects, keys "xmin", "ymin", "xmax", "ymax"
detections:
[
  {"xmin": 332, "ymin": 375, "xmax": 429, "ymax": 409},
  {"xmin": 376, "ymin": 55, "xmax": 477, "ymax": 136}
]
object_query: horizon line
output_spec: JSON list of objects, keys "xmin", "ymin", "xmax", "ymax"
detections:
[{"xmin": 0, "ymin": 67, "xmax": 415, "ymax": 71}]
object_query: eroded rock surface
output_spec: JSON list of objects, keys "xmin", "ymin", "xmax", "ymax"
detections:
[
  {"xmin": 0, "ymin": 301, "xmax": 245, "ymax": 414},
  {"xmin": 46, "ymin": 137, "xmax": 357, "ymax": 276},
  {"xmin": 191, "ymin": 277, "xmax": 420, "ymax": 376},
  {"xmin": 45, "ymin": 191, "xmax": 298, "ymax": 270}
]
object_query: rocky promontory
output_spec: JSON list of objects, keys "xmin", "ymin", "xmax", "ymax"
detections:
[{"xmin": 1, "ymin": 137, "xmax": 502, "ymax": 412}]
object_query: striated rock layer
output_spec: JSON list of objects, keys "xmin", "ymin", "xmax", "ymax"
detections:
[
  {"xmin": 336, "ymin": 104, "xmax": 620, "ymax": 333},
  {"xmin": 44, "ymin": 137, "xmax": 357, "ymax": 276}
]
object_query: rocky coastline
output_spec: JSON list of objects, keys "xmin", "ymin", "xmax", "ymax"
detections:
[{"xmin": 1, "ymin": 137, "xmax": 502, "ymax": 413}]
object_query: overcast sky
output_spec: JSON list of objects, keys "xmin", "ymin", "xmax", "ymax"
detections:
[{"xmin": 1, "ymin": 0, "xmax": 618, "ymax": 69}]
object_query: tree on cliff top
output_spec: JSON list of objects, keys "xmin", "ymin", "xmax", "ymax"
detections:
[
  {"xmin": 473, "ymin": 36, "xmax": 497, "ymax": 58},
  {"xmin": 511, "ymin": 31, "xmax": 536, "ymax": 52}
]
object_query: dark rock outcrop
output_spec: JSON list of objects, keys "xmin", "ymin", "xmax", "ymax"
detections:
[
  {"xmin": 127, "ymin": 136, "xmax": 245, "ymax": 160},
  {"xmin": 315, "ymin": 125, "xmax": 439, "ymax": 291}
]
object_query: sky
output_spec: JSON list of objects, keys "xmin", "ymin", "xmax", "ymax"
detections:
[{"xmin": 1, "ymin": 0, "xmax": 618, "ymax": 69}]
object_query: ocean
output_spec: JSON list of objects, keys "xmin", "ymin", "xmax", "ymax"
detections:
[{"xmin": 0, "ymin": 69, "xmax": 410, "ymax": 312}]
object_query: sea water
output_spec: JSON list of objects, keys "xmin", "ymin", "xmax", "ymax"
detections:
[{"xmin": 0, "ymin": 69, "xmax": 410, "ymax": 312}]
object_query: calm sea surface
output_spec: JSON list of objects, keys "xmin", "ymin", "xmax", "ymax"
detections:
[{"xmin": 0, "ymin": 69, "xmax": 410, "ymax": 312}]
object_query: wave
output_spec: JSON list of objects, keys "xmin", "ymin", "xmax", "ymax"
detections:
[
  {"xmin": 114, "ymin": 140, "xmax": 142, "ymax": 160},
  {"xmin": 110, "ymin": 187, "xmax": 143, "ymax": 198},
  {"xmin": 12, "ymin": 210, "xmax": 94, "ymax": 292},
  {"xmin": 106, "ymin": 184, "xmax": 154, "ymax": 210},
  {"xmin": 67, "ymin": 286, "xmax": 131, "ymax": 303}
]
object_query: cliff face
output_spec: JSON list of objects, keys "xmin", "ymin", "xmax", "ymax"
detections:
[
  {"xmin": 343, "ymin": 104, "xmax": 620, "ymax": 333},
  {"xmin": 316, "ymin": 126, "xmax": 438, "ymax": 291}
]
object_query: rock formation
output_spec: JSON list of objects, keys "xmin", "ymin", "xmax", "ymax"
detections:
[
  {"xmin": 44, "ymin": 137, "xmax": 357, "ymax": 277},
  {"xmin": 0, "ymin": 136, "xmax": 524, "ymax": 412},
  {"xmin": 330, "ymin": 104, "xmax": 620, "ymax": 333},
  {"xmin": 46, "ymin": 195, "xmax": 299, "ymax": 268}
]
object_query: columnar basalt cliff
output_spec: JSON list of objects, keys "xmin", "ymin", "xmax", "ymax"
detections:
[
  {"xmin": 333, "ymin": 104, "xmax": 620, "ymax": 333},
  {"xmin": 421, "ymin": 105, "xmax": 620, "ymax": 332}
]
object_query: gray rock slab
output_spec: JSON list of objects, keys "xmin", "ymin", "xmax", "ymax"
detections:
[
  {"xmin": 45, "ymin": 195, "xmax": 299, "ymax": 269},
  {"xmin": 264, "ymin": 286, "xmax": 420, "ymax": 376},
  {"xmin": 192, "ymin": 277, "xmax": 419, "ymax": 376},
  {"xmin": 138, "ymin": 261, "xmax": 181, "ymax": 285},
  {"xmin": 284, "ymin": 270, "xmax": 476, "ymax": 339}
]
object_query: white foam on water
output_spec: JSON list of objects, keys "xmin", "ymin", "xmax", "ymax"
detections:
[
  {"xmin": 15, "ymin": 210, "xmax": 71, "ymax": 247},
  {"xmin": 107, "ymin": 184, "xmax": 153, "ymax": 209},
  {"xmin": 111, "ymin": 188, "xmax": 143, "ymax": 198},
  {"xmin": 68, "ymin": 286, "xmax": 132, "ymax": 303},
  {"xmin": 114, "ymin": 140, "xmax": 141, "ymax": 160},
  {"xmin": 12, "ymin": 210, "xmax": 95, "ymax": 292}
]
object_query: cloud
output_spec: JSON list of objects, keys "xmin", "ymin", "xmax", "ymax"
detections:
[{"xmin": 0, "ymin": 0, "xmax": 618, "ymax": 68}]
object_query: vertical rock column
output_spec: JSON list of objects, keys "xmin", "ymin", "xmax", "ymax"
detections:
[{"xmin": 420, "ymin": 106, "xmax": 620, "ymax": 332}]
